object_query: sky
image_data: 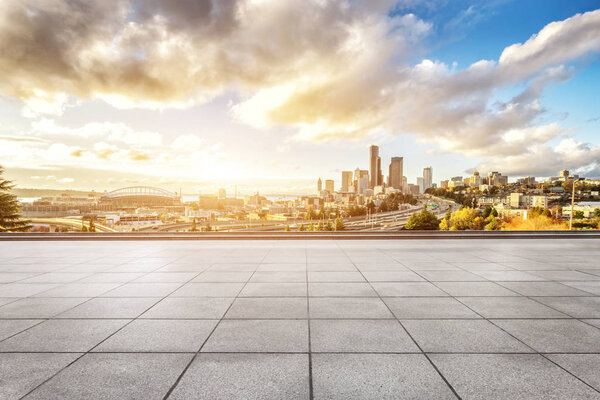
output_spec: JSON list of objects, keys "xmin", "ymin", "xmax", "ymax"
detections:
[{"xmin": 0, "ymin": 0, "xmax": 599, "ymax": 195}]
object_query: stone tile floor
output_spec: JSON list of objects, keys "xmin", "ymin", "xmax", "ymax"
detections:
[{"xmin": 0, "ymin": 239, "xmax": 600, "ymax": 399}]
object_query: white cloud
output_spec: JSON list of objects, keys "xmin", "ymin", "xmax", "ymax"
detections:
[{"xmin": 1, "ymin": 2, "xmax": 599, "ymax": 177}]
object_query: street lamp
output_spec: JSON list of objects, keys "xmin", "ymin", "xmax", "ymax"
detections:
[{"xmin": 569, "ymin": 177, "xmax": 584, "ymax": 231}]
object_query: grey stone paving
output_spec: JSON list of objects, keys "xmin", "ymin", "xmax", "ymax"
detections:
[{"xmin": 0, "ymin": 239, "xmax": 600, "ymax": 399}]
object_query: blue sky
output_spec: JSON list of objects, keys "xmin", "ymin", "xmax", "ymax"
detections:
[{"xmin": 0, "ymin": 0, "xmax": 599, "ymax": 194}]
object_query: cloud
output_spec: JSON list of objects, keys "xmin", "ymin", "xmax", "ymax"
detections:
[
  {"xmin": 31, "ymin": 119, "xmax": 163, "ymax": 146},
  {"xmin": 1, "ymin": 2, "xmax": 599, "ymax": 176}
]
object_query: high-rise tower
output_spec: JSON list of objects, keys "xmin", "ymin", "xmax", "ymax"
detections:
[
  {"xmin": 423, "ymin": 166, "xmax": 433, "ymax": 191},
  {"xmin": 389, "ymin": 157, "xmax": 403, "ymax": 190},
  {"xmin": 369, "ymin": 145, "xmax": 379, "ymax": 189}
]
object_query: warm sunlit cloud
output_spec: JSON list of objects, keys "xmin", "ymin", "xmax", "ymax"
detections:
[{"xmin": 0, "ymin": 1, "xmax": 599, "ymax": 180}]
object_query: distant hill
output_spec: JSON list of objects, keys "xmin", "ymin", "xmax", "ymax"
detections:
[{"xmin": 13, "ymin": 188, "xmax": 99, "ymax": 198}]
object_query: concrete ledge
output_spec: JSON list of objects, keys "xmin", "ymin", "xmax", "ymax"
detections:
[{"xmin": 1, "ymin": 231, "xmax": 600, "ymax": 240}]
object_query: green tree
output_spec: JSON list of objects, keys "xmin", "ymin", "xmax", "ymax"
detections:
[
  {"xmin": 0, "ymin": 166, "xmax": 30, "ymax": 232},
  {"xmin": 574, "ymin": 211, "xmax": 585, "ymax": 219},
  {"xmin": 334, "ymin": 217, "xmax": 345, "ymax": 231},
  {"xmin": 88, "ymin": 216, "xmax": 96, "ymax": 232},
  {"xmin": 298, "ymin": 224, "xmax": 305, "ymax": 232},
  {"xmin": 315, "ymin": 221, "xmax": 324, "ymax": 231},
  {"xmin": 594, "ymin": 208, "xmax": 600, "ymax": 218},
  {"xmin": 324, "ymin": 219, "xmax": 333, "ymax": 231},
  {"xmin": 405, "ymin": 206, "xmax": 440, "ymax": 230},
  {"xmin": 285, "ymin": 224, "xmax": 290, "ymax": 231}
]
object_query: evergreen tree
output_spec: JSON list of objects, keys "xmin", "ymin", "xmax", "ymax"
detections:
[
  {"xmin": 334, "ymin": 217, "xmax": 345, "ymax": 231},
  {"xmin": 0, "ymin": 166, "xmax": 30, "ymax": 232}
]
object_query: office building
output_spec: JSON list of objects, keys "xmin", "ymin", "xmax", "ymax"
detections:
[
  {"xmin": 217, "ymin": 188, "xmax": 226, "ymax": 200},
  {"xmin": 341, "ymin": 171, "xmax": 353, "ymax": 192},
  {"xmin": 388, "ymin": 157, "xmax": 403, "ymax": 190},
  {"xmin": 317, "ymin": 178, "xmax": 322, "ymax": 193},
  {"xmin": 369, "ymin": 145, "xmax": 380, "ymax": 189},
  {"xmin": 325, "ymin": 179, "xmax": 334, "ymax": 193},
  {"xmin": 417, "ymin": 177, "xmax": 424, "ymax": 194},
  {"xmin": 423, "ymin": 166, "xmax": 433, "ymax": 191}
]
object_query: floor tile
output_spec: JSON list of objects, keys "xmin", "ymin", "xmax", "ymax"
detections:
[
  {"xmin": 310, "ymin": 319, "xmax": 419, "ymax": 352},
  {"xmin": 546, "ymin": 354, "xmax": 600, "ymax": 391},
  {"xmin": 434, "ymin": 281, "xmax": 518, "ymax": 296},
  {"xmin": 0, "ymin": 319, "xmax": 42, "ymax": 341},
  {"xmin": 309, "ymin": 298, "xmax": 393, "ymax": 319},
  {"xmin": 430, "ymin": 354, "xmax": 600, "ymax": 400},
  {"xmin": 169, "ymin": 354, "xmax": 309, "ymax": 400},
  {"xmin": 225, "ymin": 298, "xmax": 308, "ymax": 319},
  {"xmin": 498, "ymin": 281, "xmax": 593, "ymax": 296},
  {"xmin": 0, "ymin": 297, "xmax": 88, "ymax": 318},
  {"xmin": 372, "ymin": 282, "xmax": 448, "ymax": 297},
  {"xmin": 0, "ymin": 319, "xmax": 128, "ymax": 352},
  {"xmin": 100, "ymin": 283, "xmax": 181, "ymax": 297},
  {"xmin": 308, "ymin": 283, "xmax": 376, "ymax": 297},
  {"xmin": 240, "ymin": 283, "xmax": 307, "ymax": 297},
  {"xmin": 170, "ymin": 282, "xmax": 244, "ymax": 297},
  {"xmin": 141, "ymin": 297, "xmax": 233, "ymax": 319},
  {"xmin": 0, "ymin": 353, "xmax": 81, "ymax": 400},
  {"xmin": 402, "ymin": 320, "xmax": 532, "ymax": 353},
  {"xmin": 493, "ymin": 319, "xmax": 600, "ymax": 352},
  {"xmin": 26, "ymin": 353, "xmax": 192, "ymax": 400},
  {"xmin": 56, "ymin": 297, "xmax": 160, "ymax": 318},
  {"xmin": 384, "ymin": 297, "xmax": 480, "ymax": 319},
  {"xmin": 202, "ymin": 320, "xmax": 308, "ymax": 352},
  {"xmin": 312, "ymin": 354, "xmax": 456, "ymax": 399},
  {"xmin": 534, "ymin": 296, "xmax": 600, "ymax": 318},
  {"xmin": 458, "ymin": 297, "xmax": 568, "ymax": 318},
  {"xmin": 94, "ymin": 319, "xmax": 218, "ymax": 352}
]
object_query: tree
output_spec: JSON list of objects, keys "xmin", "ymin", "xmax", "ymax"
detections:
[
  {"xmin": 88, "ymin": 216, "xmax": 96, "ymax": 232},
  {"xmin": 574, "ymin": 211, "xmax": 585, "ymax": 219},
  {"xmin": 334, "ymin": 217, "xmax": 345, "ymax": 231},
  {"xmin": 298, "ymin": 224, "xmax": 305, "ymax": 232},
  {"xmin": 0, "ymin": 166, "xmax": 30, "ymax": 232},
  {"xmin": 205, "ymin": 222, "xmax": 212, "ymax": 232},
  {"xmin": 285, "ymin": 224, "xmax": 290, "ymax": 231},
  {"xmin": 324, "ymin": 219, "xmax": 333, "ymax": 231},
  {"xmin": 366, "ymin": 201, "xmax": 376, "ymax": 214},
  {"xmin": 315, "ymin": 221, "xmax": 324, "ymax": 231},
  {"xmin": 439, "ymin": 207, "xmax": 482, "ymax": 230},
  {"xmin": 191, "ymin": 217, "xmax": 197, "ymax": 232},
  {"xmin": 405, "ymin": 206, "xmax": 440, "ymax": 230},
  {"xmin": 594, "ymin": 208, "xmax": 600, "ymax": 219}
]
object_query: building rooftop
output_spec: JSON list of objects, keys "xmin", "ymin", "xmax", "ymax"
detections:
[{"xmin": 1, "ymin": 238, "xmax": 600, "ymax": 399}]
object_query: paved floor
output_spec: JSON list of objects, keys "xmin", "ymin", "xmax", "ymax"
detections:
[{"xmin": 1, "ymin": 239, "xmax": 600, "ymax": 399}]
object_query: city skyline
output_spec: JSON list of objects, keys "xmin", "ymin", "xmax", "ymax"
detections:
[{"xmin": 1, "ymin": 1, "xmax": 599, "ymax": 194}]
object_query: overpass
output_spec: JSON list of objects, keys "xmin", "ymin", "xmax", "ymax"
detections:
[{"xmin": 29, "ymin": 218, "xmax": 117, "ymax": 233}]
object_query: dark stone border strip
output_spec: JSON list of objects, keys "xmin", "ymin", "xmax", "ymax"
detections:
[{"xmin": 1, "ymin": 231, "xmax": 600, "ymax": 240}]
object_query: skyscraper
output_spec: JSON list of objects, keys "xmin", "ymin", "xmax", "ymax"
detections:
[
  {"xmin": 341, "ymin": 171, "xmax": 353, "ymax": 192},
  {"xmin": 369, "ymin": 145, "xmax": 379, "ymax": 189},
  {"xmin": 388, "ymin": 157, "xmax": 403, "ymax": 189},
  {"xmin": 377, "ymin": 157, "xmax": 383, "ymax": 186},
  {"xmin": 423, "ymin": 166, "xmax": 433, "ymax": 191},
  {"xmin": 417, "ymin": 177, "xmax": 424, "ymax": 194},
  {"xmin": 325, "ymin": 179, "xmax": 334, "ymax": 193},
  {"xmin": 317, "ymin": 177, "xmax": 322, "ymax": 193}
]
